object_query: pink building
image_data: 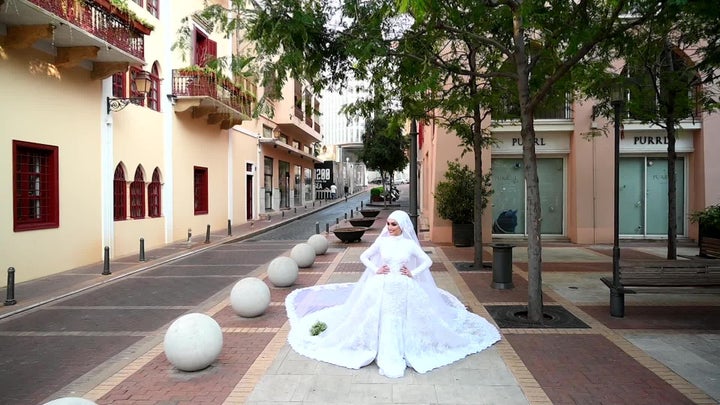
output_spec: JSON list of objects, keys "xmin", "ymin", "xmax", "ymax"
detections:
[{"xmin": 421, "ymin": 99, "xmax": 720, "ymax": 245}]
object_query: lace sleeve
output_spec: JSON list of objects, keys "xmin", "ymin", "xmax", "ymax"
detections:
[
  {"xmin": 409, "ymin": 242, "xmax": 432, "ymax": 277},
  {"xmin": 359, "ymin": 240, "xmax": 381, "ymax": 272}
]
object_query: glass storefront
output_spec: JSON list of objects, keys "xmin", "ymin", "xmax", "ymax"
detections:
[
  {"xmin": 619, "ymin": 156, "xmax": 685, "ymax": 236},
  {"xmin": 491, "ymin": 158, "xmax": 564, "ymax": 235}
]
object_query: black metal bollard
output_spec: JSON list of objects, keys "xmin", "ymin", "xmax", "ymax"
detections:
[
  {"xmin": 312, "ymin": 201, "xmax": 315, "ymax": 207},
  {"xmin": 294, "ymin": 207, "xmax": 297, "ymax": 214},
  {"xmin": 4, "ymin": 267, "xmax": 16, "ymax": 306},
  {"xmin": 282, "ymin": 211, "xmax": 285, "ymax": 218},
  {"xmin": 344, "ymin": 213, "xmax": 347, "ymax": 220},
  {"xmin": 228, "ymin": 219, "xmax": 232, "ymax": 236},
  {"xmin": 336, "ymin": 218, "xmax": 339, "ymax": 225},
  {"xmin": 326, "ymin": 223, "xmax": 329, "ymax": 233},
  {"xmin": 316, "ymin": 222, "xmax": 320, "ymax": 234},
  {"xmin": 361, "ymin": 201, "xmax": 364, "ymax": 209},
  {"xmin": 139, "ymin": 238, "xmax": 146, "ymax": 262},
  {"xmin": 205, "ymin": 225, "xmax": 211, "ymax": 243},
  {"xmin": 187, "ymin": 228, "xmax": 192, "ymax": 242},
  {"xmin": 102, "ymin": 246, "xmax": 111, "ymax": 275},
  {"xmin": 350, "ymin": 210, "xmax": 353, "ymax": 218}
]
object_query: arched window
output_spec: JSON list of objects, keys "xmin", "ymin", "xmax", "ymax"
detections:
[
  {"xmin": 114, "ymin": 164, "xmax": 127, "ymax": 221},
  {"xmin": 130, "ymin": 166, "xmax": 145, "ymax": 219},
  {"xmin": 148, "ymin": 168, "xmax": 162, "ymax": 218},
  {"xmin": 148, "ymin": 62, "xmax": 161, "ymax": 112}
]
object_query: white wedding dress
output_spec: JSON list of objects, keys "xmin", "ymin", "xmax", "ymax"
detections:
[{"xmin": 285, "ymin": 211, "xmax": 501, "ymax": 378}]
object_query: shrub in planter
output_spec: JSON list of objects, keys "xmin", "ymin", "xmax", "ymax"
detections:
[
  {"xmin": 690, "ymin": 205, "xmax": 720, "ymax": 258},
  {"xmin": 434, "ymin": 161, "xmax": 491, "ymax": 247},
  {"xmin": 370, "ymin": 186, "xmax": 384, "ymax": 202}
]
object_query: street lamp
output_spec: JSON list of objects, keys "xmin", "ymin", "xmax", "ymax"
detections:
[
  {"xmin": 610, "ymin": 83, "xmax": 624, "ymax": 317},
  {"xmin": 409, "ymin": 119, "xmax": 418, "ymax": 233},
  {"xmin": 107, "ymin": 70, "xmax": 152, "ymax": 113}
]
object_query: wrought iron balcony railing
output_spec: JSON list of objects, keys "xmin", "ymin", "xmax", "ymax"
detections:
[{"xmin": 171, "ymin": 69, "xmax": 255, "ymax": 117}]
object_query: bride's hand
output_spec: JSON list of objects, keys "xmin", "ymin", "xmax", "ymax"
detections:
[
  {"xmin": 400, "ymin": 265, "xmax": 412, "ymax": 278},
  {"xmin": 376, "ymin": 265, "xmax": 390, "ymax": 275}
]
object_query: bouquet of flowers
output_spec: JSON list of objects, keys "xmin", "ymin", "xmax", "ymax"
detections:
[{"xmin": 310, "ymin": 321, "xmax": 327, "ymax": 336}]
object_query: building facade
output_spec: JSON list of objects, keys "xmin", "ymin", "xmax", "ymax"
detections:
[
  {"xmin": 1, "ymin": 0, "xmax": 322, "ymax": 283},
  {"xmin": 421, "ymin": 97, "xmax": 720, "ymax": 245}
]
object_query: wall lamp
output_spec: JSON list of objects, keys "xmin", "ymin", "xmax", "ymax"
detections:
[{"xmin": 107, "ymin": 70, "xmax": 152, "ymax": 114}]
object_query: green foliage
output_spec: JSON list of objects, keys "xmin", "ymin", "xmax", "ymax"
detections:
[
  {"xmin": 357, "ymin": 114, "xmax": 409, "ymax": 178},
  {"xmin": 370, "ymin": 187, "xmax": 384, "ymax": 198},
  {"xmin": 690, "ymin": 205, "xmax": 720, "ymax": 229},
  {"xmin": 434, "ymin": 162, "xmax": 491, "ymax": 224},
  {"xmin": 309, "ymin": 321, "xmax": 327, "ymax": 336}
]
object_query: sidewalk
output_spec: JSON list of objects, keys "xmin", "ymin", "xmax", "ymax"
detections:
[{"xmin": 2, "ymin": 190, "xmax": 719, "ymax": 404}]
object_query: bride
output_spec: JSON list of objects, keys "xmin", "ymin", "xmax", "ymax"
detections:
[{"xmin": 285, "ymin": 210, "xmax": 501, "ymax": 378}]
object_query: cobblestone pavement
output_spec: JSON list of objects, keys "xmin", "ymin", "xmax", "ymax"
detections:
[{"xmin": 1, "ymin": 188, "xmax": 718, "ymax": 404}]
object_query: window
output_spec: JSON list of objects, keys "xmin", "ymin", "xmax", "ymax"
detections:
[
  {"xmin": 146, "ymin": 0, "xmax": 158, "ymax": 18},
  {"xmin": 129, "ymin": 68, "xmax": 146, "ymax": 107},
  {"xmin": 194, "ymin": 29, "xmax": 217, "ymax": 66},
  {"xmin": 262, "ymin": 125, "xmax": 273, "ymax": 139},
  {"xmin": 148, "ymin": 168, "xmax": 162, "ymax": 218},
  {"xmin": 112, "ymin": 72, "xmax": 126, "ymax": 97},
  {"xmin": 114, "ymin": 164, "xmax": 127, "ymax": 221},
  {"xmin": 130, "ymin": 166, "xmax": 145, "ymax": 219},
  {"xmin": 148, "ymin": 62, "xmax": 160, "ymax": 112},
  {"xmin": 194, "ymin": 166, "xmax": 208, "ymax": 214},
  {"xmin": 13, "ymin": 140, "xmax": 59, "ymax": 231}
]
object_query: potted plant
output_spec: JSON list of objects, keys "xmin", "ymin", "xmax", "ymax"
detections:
[
  {"xmin": 434, "ymin": 161, "xmax": 491, "ymax": 247},
  {"xmin": 689, "ymin": 204, "xmax": 720, "ymax": 258}
]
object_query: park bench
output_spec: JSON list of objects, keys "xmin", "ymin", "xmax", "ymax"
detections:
[
  {"xmin": 601, "ymin": 259, "xmax": 720, "ymax": 295},
  {"xmin": 601, "ymin": 259, "xmax": 720, "ymax": 317}
]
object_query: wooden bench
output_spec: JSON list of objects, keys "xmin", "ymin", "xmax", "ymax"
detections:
[
  {"xmin": 601, "ymin": 259, "xmax": 720, "ymax": 294},
  {"xmin": 601, "ymin": 259, "xmax": 720, "ymax": 317}
]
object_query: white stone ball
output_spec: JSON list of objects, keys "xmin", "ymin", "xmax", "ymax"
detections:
[
  {"xmin": 43, "ymin": 399, "xmax": 97, "ymax": 405},
  {"xmin": 267, "ymin": 256, "xmax": 299, "ymax": 287},
  {"xmin": 307, "ymin": 234, "xmax": 329, "ymax": 255},
  {"xmin": 290, "ymin": 243, "xmax": 316, "ymax": 268},
  {"xmin": 230, "ymin": 277, "xmax": 271, "ymax": 317},
  {"xmin": 163, "ymin": 313, "xmax": 223, "ymax": 372}
]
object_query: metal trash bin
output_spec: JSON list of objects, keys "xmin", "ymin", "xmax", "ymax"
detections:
[{"xmin": 491, "ymin": 243, "xmax": 514, "ymax": 289}]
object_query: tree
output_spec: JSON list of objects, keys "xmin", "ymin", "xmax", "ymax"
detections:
[
  {"xmin": 585, "ymin": 1, "xmax": 720, "ymax": 259},
  {"xmin": 190, "ymin": 0, "xmax": 665, "ymax": 323},
  {"xmin": 357, "ymin": 114, "xmax": 409, "ymax": 205}
]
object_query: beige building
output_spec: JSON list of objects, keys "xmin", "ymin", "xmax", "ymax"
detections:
[{"xmin": 1, "ymin": 0, "xmax": 321, "ymax": 283}]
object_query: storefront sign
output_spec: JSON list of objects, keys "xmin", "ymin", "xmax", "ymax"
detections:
[
  {"xmin": 620, "ymin": 129, "xmax": 694, "ymax": 153},
  {"xmin": 492, "ymin": 132, "xmax": 570, "ymax": 155}
]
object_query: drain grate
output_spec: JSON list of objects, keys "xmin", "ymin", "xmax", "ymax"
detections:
[
  {"xmin": 486, "ymin": 305, "xmax": 590, "ymax": 329},
  {"xmin": 453, "ymin": 261, "xmax": 492, "ymax": 271}
]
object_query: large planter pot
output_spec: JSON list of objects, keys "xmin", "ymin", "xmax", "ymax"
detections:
[
  {"xmin": 451, "ymin": 222, "xmax": 474, "ymax": 247},
  {"xmin": 699, "ymin": 222, "xmax": 720, "ymax": 258},
  {"xmin": 359, "ymin": 209, "xmax": 380, "ymax": 218},
  {"xmin": 349, "ymin": 218, "xmax": 375, "ymax": 227},
  {"xmin": 332, "ymin": 227, "xmax": 368, "ymax": 243}
]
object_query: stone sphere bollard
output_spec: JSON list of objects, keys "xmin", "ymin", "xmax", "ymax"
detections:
[
  {"xmin": 290, "ymin": 243, "xmax": 316, "ymax": 268},
  {"xmin": 230, "ymin": 277, "xmax": 271, "ymax": 317},
  {"xmin": 307, "ymin": 234, "xmax": 329, "ymax": 255},
  {"xmin": 43, "ymin": 398, "xmax": 97, "ymax": 405},
  {"xmin": 163, "ymin": 313, "xmax": 223, "ymax": 372},
  {"xmin": 267, "ymin": 256, "xmax": 299, "ymax": 287}
]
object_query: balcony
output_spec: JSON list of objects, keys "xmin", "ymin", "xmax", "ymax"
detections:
[
  {"xmin": 0, "ymin": 0, "xmax": 151, "ymax": 77},
  {"xmin": 170, "ymin": 68, "xmax": 255, "ymax": 129}
]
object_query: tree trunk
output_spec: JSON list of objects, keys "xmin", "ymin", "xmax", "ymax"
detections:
[
  {"xmin": 513, "ymin": 10, "xmax": 544, "ymax": 323},
  {"xmin": 661, "ymin": 42, "xmax": 678, "ymax": 260},
  {"xmin": 469, "ymin": 48, "xmax": 485, "ymax": 269},
  {"xmin": 666, "ymin": 119, "xmax": 678, "ymax": 259}
]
